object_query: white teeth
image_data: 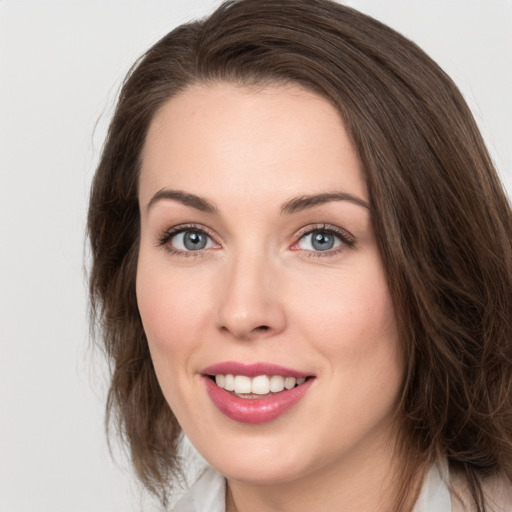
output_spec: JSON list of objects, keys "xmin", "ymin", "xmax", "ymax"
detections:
[
  {"xmin": 234, "ymin": 375, "xmax": 252, "ymax": 394},
  {"xmin": 284, "ymin": 377, "xmax": 296, "ymax": 389},
  {"xmin": 251, "ymin": 375, "xmax": 270, "ymax": 395},
  {"xmin": 269, "ymin": 375, "xmax": 285, "ymax": 392},
  {"xmin": 224, "ymin": 374, "xmax": 235, "ymax": 391},
  {"xmin": 213, "ymin": 374, "xmax": 307, "ymax": 395}
]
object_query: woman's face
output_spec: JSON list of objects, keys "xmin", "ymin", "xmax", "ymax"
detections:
[{"xmin": 137, "ymin": 83, "xmax": 403, "ymax": 485}]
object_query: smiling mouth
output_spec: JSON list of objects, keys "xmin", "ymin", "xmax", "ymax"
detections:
[
  {"xmin": 208, "ymin": 374, "xmax": 311, "ymax": 398},
  {"xmin": 203, "ymin": 367, "xmax": 315, "ymax": 423}
]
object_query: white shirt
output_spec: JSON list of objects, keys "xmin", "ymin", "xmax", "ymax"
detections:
[{"xmin": 173, "ymin": 462, "xmax": 452, "ymax": 512}]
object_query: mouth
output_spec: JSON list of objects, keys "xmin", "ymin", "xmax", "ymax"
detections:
[
  {"xmin": 207, "ymin": 374, "xmax": 311, "ymax": 398},
  {"xmin": 201, "ymin": 362, "xmax": 315, "ymax": 424}
]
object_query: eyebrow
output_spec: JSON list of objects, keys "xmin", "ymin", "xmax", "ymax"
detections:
[
  {"xmin": 147, "ymin": 189, "xmax": 218, "ymax": 214},
  {"xmin": 281, "ymin": 192, "xmax": 371, "ymax": 214},
  {"xmin": 146, "ymin": 188, "xmax": 371, "ymax": 215}
]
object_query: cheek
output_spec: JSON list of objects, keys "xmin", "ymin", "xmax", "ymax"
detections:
[
  {"xmin": 291, "ymin": 257, "xmax": 403, "ymax": 409},
  {"xmin": 136, "ymin": 267, "xmax": 172, "ymax": 351},
  {"xmin": 135, "ymin": 255, "xmax": 207, "ymax": 412},
  {"xmin": 136, "ymin": 255, "xmax": 210, "ymax": 354},
  {"xmin": 293, "ymin": 263, "xmax": 397, "ymax": 352}
]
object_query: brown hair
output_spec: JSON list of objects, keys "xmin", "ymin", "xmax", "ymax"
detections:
[{"xmin": 87, "ymin": 0, "xmax": 512, "ymax": 509}]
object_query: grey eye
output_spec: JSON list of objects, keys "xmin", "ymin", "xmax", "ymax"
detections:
[
  {"xmin": 171, "ymin": 231, "xmax": 213, "ymax": 251},
  {"xmin": 298, "ymin": 230, "xmax": 342, "ymax": 252}
]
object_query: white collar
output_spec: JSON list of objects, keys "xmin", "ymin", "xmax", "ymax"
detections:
[
  {"xmin": 412, "ymin": 461, "xmax": 452, "ymax": 512},
  {"xmin": 173, "ymin": 462, "xmax": 452, "ymax": 512},
  {"xmin": 173, "ymin": 465, "xmax": 225, "ymax": 512}
]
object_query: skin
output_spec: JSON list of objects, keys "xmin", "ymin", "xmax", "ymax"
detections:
[{"xmin": 136, "ymin": 83, "xmax": 405, "ymax": 512}]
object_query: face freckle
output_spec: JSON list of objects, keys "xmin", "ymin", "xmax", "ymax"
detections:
[{"xmin": 136, "ymin": 82, "xmax": 403, "ymax": 490}]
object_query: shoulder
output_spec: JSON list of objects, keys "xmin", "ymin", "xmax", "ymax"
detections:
[{"xmin": 451, "ymin": 471, "xmax": 512, "ymax": 512}]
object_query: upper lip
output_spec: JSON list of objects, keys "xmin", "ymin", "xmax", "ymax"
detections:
[{"xmin": 202, "ymin": 361, "xmax": 313, "ymax": 378}]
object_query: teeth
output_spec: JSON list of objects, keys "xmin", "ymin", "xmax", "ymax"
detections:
[
  {"xmin": 234, "ymin": 375, "xmax": 251, "ymax": 394},
  {"xmin": 251, "ymin": 375, "xmax": 270, "ymax": 395},
  {"xmin": 284, "ymin": 377, "xmax": 296, "ymax": 389},
  {"xmin": 213, "ymin": 374, "xmax": 307, "ymax": 395},
  {"xmin": 224, "ymin": 374, "xmax": 235, "ymax": 391},
  {"xmin": 270, "ymin": 375, "xmax": 285, "ymax": 392}
]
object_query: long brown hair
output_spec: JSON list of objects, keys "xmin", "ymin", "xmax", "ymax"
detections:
[{"xmin": 87, "ymin": 0, "xmax": 512, "ymax": 509}]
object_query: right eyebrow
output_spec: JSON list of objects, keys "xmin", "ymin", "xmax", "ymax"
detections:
[
  {"xmin": 281, "ymin": 192, "xmax": 371, "ymax": 214},
  {"xmin": 146, "ymin": 188, "xmax": 218, "ymax": 214}
]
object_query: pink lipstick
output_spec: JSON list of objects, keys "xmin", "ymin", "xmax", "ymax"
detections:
[{"xmin": 202, "ymin": 362, "xmax": 314, "ymax": 424}]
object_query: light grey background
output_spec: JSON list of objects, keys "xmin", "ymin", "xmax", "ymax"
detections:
[{"xmin": 0, "ymin": 1, "xmax": 510, "ymax": 511}]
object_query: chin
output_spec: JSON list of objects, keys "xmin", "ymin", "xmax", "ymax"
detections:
[
  {"xmin": 215, "ymin": 457, "xmax": 308, "ymax": 486},
  {"xmin": 192, "ymin": 428, "xmax": 322, "ymax": 485}
]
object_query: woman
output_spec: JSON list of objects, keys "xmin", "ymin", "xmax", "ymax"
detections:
[{"xmin": 87, "ymin": 0, "xmax": 512, "ymax": 510}]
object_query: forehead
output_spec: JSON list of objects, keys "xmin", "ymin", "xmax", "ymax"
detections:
[{"xmin": 139, "ymin": 82, "xmax": 366, "ymax": 207}]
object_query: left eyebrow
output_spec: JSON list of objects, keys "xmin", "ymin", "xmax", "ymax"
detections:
[
  {"xmin": 281, "ymin": 192, "xmax": 371, "ymax": 215},
  {"xmin": 146, "ymin": 188, "xmax": 218, "ymax": 214}
]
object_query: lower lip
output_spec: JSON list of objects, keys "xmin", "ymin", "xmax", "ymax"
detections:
[{"xmin": 203, "ymin": 376, "xmax": 314, "ymax": 424}]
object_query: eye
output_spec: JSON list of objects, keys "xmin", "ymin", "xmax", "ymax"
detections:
[
  {"xmin": 292, "ymin": 225, "xmax": 354, "ymax": 254},
  {"xmin": 298, "ymin": 230, "xmax": 342, "ymax": 251},
  {"xmin": 160, "ymin": 227, "xmax": 218, "ymax": 253},
  {"xmin": 171, "ymin": 230, "xmax": 215, "ymax": 251}
]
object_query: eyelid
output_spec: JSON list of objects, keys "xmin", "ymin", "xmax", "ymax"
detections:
[
  {"xmin": 290, "ymin": 223, "xmax": 355, "ymax": 254},
  {"xmin": 157, "ymin": 223, "xmax": 220, "ymax": 253},
  {"xmin": 156, "ymin": 222, "xmax": 354, "ymax": 257}
]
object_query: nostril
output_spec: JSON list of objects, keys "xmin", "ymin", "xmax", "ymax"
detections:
[{"xmin": 255, "ymin": 325, "xmax": 270, "ymax": 332}]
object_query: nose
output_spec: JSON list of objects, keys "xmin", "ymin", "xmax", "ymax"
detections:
[{"xmin": 215, "ymin": 254, "xmax": 286, "ymax": 340}]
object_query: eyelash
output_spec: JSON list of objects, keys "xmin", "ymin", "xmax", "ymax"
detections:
[
  {"xmin": 157, "ymin": 223, "xmax": 355, "ymax": 258},
  {"xmin": 157, "ymin": 223, "xmax": 219, "ymax": 258},
  {"xmin": 292, "ymin": 224, "xmax": 355, "ymax": 258}
]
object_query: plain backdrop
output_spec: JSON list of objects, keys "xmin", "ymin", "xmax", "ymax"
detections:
[{"xmin": 0, "ymin": 1, "xmax": 511, "ymax": 511}]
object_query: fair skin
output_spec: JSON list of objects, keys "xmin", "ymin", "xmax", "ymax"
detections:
[{"xmin": 136, "ymin": 83, "xmax": 405, "ymax": 512}]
